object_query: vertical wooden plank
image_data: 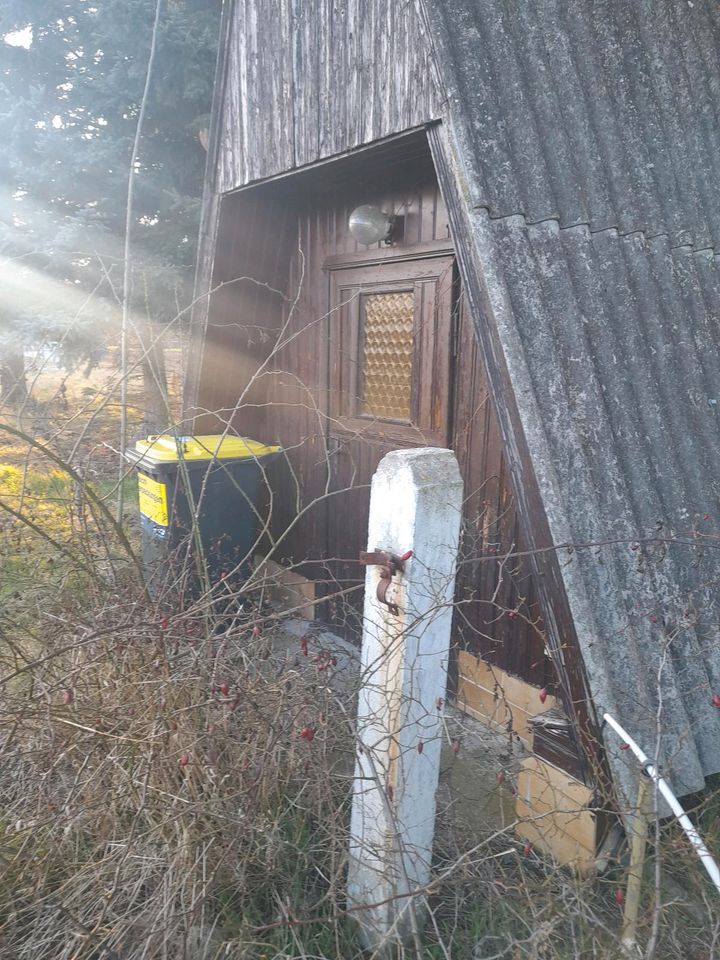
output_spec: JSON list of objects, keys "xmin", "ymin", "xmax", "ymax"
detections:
[
  {"xmin": 419, "ymin": 182, "xmax": 436, "ymax": 246},
  {"xmin": 317, "ymin": 0, "xmax": 334, "ymax": 159},
  {"xmin": 450, "ymin": 292, "xmax": 552, "ymax": 683},
  {"xmin": 434, "ymin": 182, "xmax": 450, "ymax": 243},
  {"xmin": 212, "ymin": 0, "xmax": 443, "ymax": 193},
  {"xmin": 350, "ymin": 0, "xmax": 364, "ymax": 150},
  {"xmin": 196, "ymin": 187, "xmax": 293, "ymax": 437}
]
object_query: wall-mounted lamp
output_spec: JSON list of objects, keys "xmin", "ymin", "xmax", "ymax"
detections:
[{"xmin": 348, "ymin": 204, "xmax": 397, "ymax": 245}]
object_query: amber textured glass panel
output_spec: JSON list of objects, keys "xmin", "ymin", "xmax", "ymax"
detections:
[{"xmin": 361, "ymin": 292, "xmax": 414, "ymax": 420}]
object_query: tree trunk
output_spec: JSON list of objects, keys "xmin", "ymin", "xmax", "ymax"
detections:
[
  {"xmin": 139, "ymin": 323, "xmax": 169, "ymax": 437},
  {"xmin": 0, "ymin": 346, "xmax": 28, "ymax": 407}
]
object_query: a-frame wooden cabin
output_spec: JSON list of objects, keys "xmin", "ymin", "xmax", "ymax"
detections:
[{"xmin": 187, "ymin": 0, "xmax": 720, "ymax": 859}]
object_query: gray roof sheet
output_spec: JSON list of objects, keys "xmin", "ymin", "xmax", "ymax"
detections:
[
  {"xmin": 425, "ymin": 0, "xmax": 720, "ymax": 246},
  {"xmin": 424, "ymin": 0, "xmax": 720, "ymax": 796},
  {"xmin": 485, "ymin": 214, "xmax": 720, "ymax": 796}
]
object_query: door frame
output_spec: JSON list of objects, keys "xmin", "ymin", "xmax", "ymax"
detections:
[
  {"xmin": 326, "ymin": 254, "xmax": 457, "ymax": 449},
  {"xmin": 320, "ymin": 249, "xmax": 459, "ymax": 634}
]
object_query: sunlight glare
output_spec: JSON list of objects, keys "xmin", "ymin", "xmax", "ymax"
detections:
[{"xmin": 0, "ymin": 257, "xmax": 123, "ymax": 331}]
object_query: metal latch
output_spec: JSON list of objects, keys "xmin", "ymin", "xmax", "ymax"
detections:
[{"xmin": 359, "ymin": 549, "xmax": 413, "ymax": 616}]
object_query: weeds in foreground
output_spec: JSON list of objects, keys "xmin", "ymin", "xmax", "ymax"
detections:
[
  {"xmin": 0, "ymin": 382, "xmax": 719, "ymax": 958},
  {"xmin": 1, "ymin": 576, "xmax": 719, "ymax": 959},
  {"xmin": 0, "ymin": 589, "xmax": 359, "ymax": 959}
]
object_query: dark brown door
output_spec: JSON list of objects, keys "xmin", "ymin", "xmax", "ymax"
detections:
[{"xmin": 323, "ymin": 254, "xmax": 455, "ymax": 635}]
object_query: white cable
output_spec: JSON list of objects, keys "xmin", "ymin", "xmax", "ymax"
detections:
[{"xmin": 603, "ymin": 711, "xmax": 720, "ymax": 894}]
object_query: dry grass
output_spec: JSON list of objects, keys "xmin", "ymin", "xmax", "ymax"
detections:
[
  {"xmin": 0, "ymin": 590, "xmax": 360, "ymax": 960},
  {"xmin": 2, "ymin": 572, "xmax": 719, "ymax": 959}
]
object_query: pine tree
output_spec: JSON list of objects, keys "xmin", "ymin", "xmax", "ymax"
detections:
[{"xmin": 0, "ymin": 0, "xmax": 220, "ymax": 422}]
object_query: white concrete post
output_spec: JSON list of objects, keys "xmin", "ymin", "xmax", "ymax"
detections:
[{"xmin": 347, "ymin": 448, "xmax": 463, "ymax": 954}]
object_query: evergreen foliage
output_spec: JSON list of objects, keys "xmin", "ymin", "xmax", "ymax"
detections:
[{"xmin": 0, "ymin": 0, "xmax": 220, "ymax": 382}]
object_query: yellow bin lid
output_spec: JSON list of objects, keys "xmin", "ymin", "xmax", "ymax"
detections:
[{"xmin": 134, "ymin": 433, "xmax": 281, "ymax": 465}]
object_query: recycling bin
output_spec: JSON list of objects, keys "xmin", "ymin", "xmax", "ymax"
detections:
[{"xmin": 130, "ymin": 433, "xmax": 281, "ymax": 601}]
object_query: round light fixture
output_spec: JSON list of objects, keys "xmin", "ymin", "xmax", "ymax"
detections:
[{"xmin": 348, "ymin": 204, "xmax": 393, "ymax": 245}]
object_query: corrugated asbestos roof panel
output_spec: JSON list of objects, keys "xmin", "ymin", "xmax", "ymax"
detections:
[
  {"xmin": 424, "ymin": 0, "xmax": 720, "ymax": 247},
  {"xmin": 484, "ymin": 212, "xmax": 720, "ymax": 795},
  {"xmin": 424, "ymin": 0, "xmax": 720, "ymax": 796}
]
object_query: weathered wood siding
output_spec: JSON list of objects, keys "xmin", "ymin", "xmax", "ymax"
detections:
[
  {"xmin": 453, "ymin": 293, "xmax": 551, "ymax": 688},
  {"xmin": 259, "ymin": 146, "xmax": 452, "ymax": 575},
  {"xmin": 215, "ymin": 0, "xmax": 441, "ymax": 193},
  {"xmin": 194, "ymin": 186, "xmax": 295, "ymax": 434},
  {"xmin": 195, "ymin": 136, "xmax": 553, "ymax": 688}
]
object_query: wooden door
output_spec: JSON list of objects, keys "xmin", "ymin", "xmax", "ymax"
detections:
[{"xmin": 323, "ymin": 254, "xmax": 456, "ymax": 635}]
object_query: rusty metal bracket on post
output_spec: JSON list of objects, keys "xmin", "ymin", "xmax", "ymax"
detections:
[{"xmin": 359, "ymin": 549, "xmax": 411, "ymax": 616}]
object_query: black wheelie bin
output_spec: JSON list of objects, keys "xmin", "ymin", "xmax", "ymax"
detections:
[{"xmin": 130, "ymin": 433, "xmax": 280, "ymax": 602}]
